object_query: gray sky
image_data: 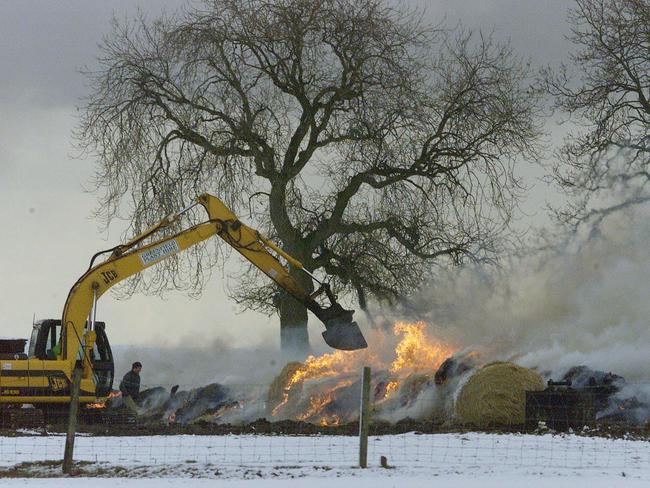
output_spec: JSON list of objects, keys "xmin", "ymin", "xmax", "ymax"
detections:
[{"xmin": 0, "ymin": 0, "xmax": 574, "ymax": 349}]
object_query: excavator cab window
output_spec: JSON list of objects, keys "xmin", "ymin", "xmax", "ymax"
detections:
[{"xmin": 28, "ymin": 320, "xmax": 61, "ymax": 360}]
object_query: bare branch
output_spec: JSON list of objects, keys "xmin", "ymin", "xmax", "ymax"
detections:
[
  {"xmin": 78, "ymin": 0, "xmax": 542, "ymax": 345},
  {"xmin": 542, "ymin": 0, "xmax": 650, "ymax": 233}
]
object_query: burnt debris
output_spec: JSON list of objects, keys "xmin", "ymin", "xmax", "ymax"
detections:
[{"xmin": 526, "ymin": 365, "xmax": 649, "ymax": 431}]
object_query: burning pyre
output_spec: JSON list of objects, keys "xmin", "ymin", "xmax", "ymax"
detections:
[
  {"xmin": 265, "ymin": 321, "xmax": 462, "ymax": 426},
  {"xmin": 92, "ymin": 320, "xmax": 470, "ymax": 426},
  {"xmin": 91, "ymin": 320, "xmax": 650, "ymax": 429}
]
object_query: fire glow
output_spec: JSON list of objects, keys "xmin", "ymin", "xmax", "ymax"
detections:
[
  {"xmin": 390, "ymin": 321, "xmax": 455, "ymax": 374},
  {"xmin": 270, "ymin": 320, "xmax": 458, "ymax": 424},
  {"xmin": 85, "ymin": 390, "xmax": 122, "ymax": 410}
]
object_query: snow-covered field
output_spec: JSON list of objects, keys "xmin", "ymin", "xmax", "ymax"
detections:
[{"xmin": 1, "ymin": 431, "xmax": 649, "ymax": 486}]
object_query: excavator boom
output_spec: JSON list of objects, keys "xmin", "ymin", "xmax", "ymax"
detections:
[
  {"xmin": 0, "ymin": 193, "xmax": 366, "ymax": 411},
  {"xmin": 61, "ymin": 193, "xmax": 367, "ymax": 368},
  {"xmin": 197, "ymin": 194, "xmax": 367, "ymax": 351}
]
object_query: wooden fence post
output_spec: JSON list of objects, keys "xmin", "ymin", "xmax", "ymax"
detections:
[
  {"xmin": 62, "ymin": 367, "xmax": 82, "ymax": 474},
  {"xmin": 359, "ymin": 366, "xmax": 371, "ymax": 468}
]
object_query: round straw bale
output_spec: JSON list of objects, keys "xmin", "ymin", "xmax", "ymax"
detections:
[
  {"xmin": 266, "ymin": 361, "xmax": 304, "ymax": 416},
  {"xmin": 455, "ymin": 361, "xmax": 545, "ymax": 428}
]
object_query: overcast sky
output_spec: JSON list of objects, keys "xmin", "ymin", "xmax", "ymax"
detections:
[{"xmin": 0, "ymin": 0, "xmax": 574, "ymax": 351}]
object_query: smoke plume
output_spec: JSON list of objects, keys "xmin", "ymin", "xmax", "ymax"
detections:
[{"xmin": 381, "ymin": 209, "xmax": 650, "ymax": 383}]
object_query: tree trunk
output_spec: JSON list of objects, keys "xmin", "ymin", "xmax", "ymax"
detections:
[
  {"xmin": 278, "ymin": 267, "xmax": 313, "ymax": 357},
  {"xmin": 278, "ymin": 291, "xmax": 310, "ymax": 357}
]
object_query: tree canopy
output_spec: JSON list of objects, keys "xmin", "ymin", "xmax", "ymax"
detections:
[
  {"xmin": 545, "ymin": 0, "xmax": 650, "ymax": 232},
  {"xmin": 79, "ymin": 0, "xmax": 543, "ymax": 353}
]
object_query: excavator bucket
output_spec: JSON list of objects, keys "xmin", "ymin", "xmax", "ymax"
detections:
[
  {"xmin": 317, "ymin": 303, "xmax": 368, "ymax": 351},
  {"xmin": 322, "ymin": 319, "xmax": 367, "ymax": 351}
]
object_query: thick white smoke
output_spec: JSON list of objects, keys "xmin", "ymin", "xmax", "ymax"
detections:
[
  {"xmin": 113, "ymin": 340, "xmax": 286, "ymax": 389},
  {"xmin": 393, "ymin": 209, "xmax": 650, "ymax": 383},
  {"xmin": 113, "ymin": 208, "xmax": 650, "ymax": 424}
]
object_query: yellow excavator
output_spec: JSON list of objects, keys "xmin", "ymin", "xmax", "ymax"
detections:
[{"xmin": 0, "ymin": 193, "xmax": 366, "ymax": 414}]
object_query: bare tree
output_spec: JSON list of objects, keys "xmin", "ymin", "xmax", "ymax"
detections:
[
  {"xmin": 544, "ymin": 0, "xmax": 650, "ymax": 232},
  {"xmin": 78, "ymin": 0, "xmax": 542, "ymax": 354}
]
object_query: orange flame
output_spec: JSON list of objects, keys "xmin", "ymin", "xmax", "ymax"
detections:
[
  {"xmin": 85, "ymin": 390, "xmax": 122, "ymax": 409},
  {"xmin": 85, "ymin": 403, "xmax": 105, "ymax": 409},
  {"xmin": 289, "ymin": 351, "xmax": 357, "ymax": 386},
  {"xmin": 390, "ymin": 321, "xmax": 455, "ymax": 374},
  {"xmin": 319, "ymin": 415, "xmax": 341, "ymax": 427},
  {"xmin": 384, "ymin": 380, "xmax": 399, "ymax": 399},
  {"xmin": 270, "ymin": 320, "xmax": 459, "ymax": 424},
  {"xmin": 296, "ymin": 379, "xmax": 354, "ymax": 422},
  {"xmin": 271, "ymin": 351, "xmax": 358, "ymax": 417}
]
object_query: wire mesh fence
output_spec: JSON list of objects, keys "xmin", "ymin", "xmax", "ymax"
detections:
[
  {"xmin": 1, "ymin": 431, "xmax": 650, "ymax": 473},
  {"xmin": 1, "ymin": 376, "xmax": 650, "ymax": 475}
]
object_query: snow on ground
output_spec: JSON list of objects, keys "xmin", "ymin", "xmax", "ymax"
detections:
[
  {"xmin": 1, "ymin": 431, "xmax": 649, "ymax": 485},
  {"xmin": 0, "ymin": 475, "xmax": 648, "ymax": 488}
]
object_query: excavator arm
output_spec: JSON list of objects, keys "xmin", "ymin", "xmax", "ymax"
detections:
[{"xmin": 61, "ymin": 194, "xmax": 367, "ymax": 371}]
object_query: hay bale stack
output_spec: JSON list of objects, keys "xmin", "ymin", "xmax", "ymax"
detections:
[
  {"xmin": 455, "ymin": 361, "xmax": 545, "ymax": 429},
  {"xmin": 266, "ymin": 361, "xmax": 304, "ymax": 417}
]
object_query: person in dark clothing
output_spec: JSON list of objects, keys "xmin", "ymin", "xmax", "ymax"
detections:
[{"xmin": 119, "ymin": 361, "xmax": 142, "ymax": 416}]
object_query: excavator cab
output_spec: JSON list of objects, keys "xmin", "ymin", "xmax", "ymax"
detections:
[{"xmin": 28, "ymin": 320, "xmax": 114, "ymax": 396}]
